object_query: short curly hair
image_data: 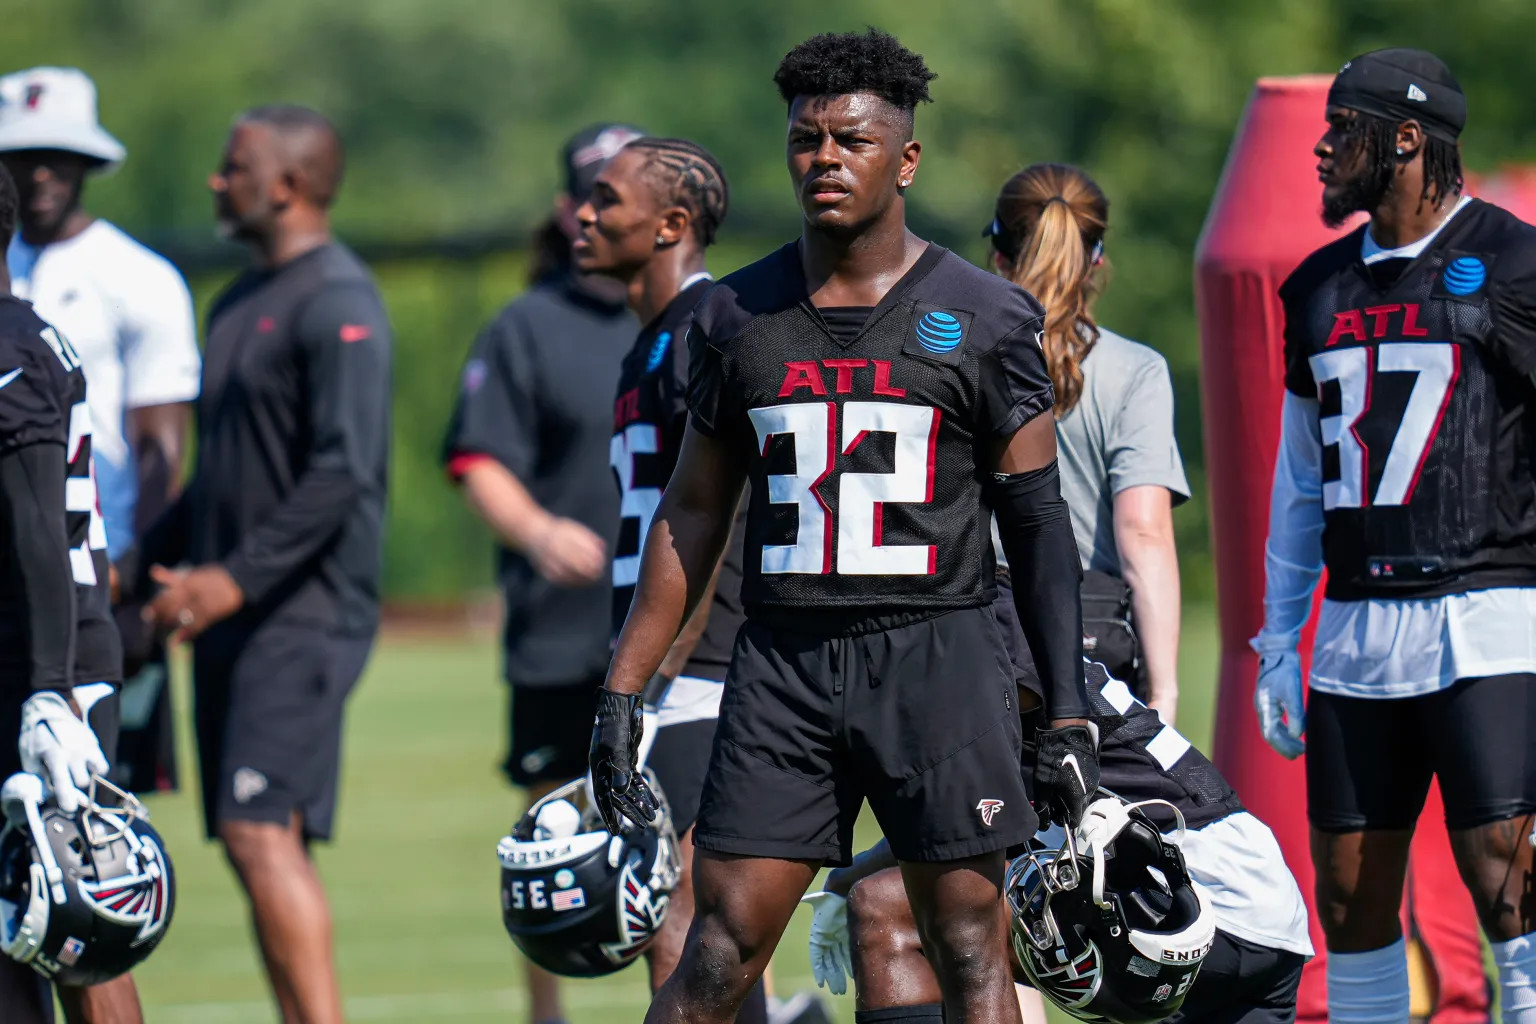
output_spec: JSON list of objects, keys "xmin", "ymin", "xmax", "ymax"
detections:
[{"xmin": 774, "ymin": 29, "xmax": 936, "ymax": 133}]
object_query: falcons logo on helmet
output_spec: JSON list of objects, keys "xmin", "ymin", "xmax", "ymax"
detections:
[
  {"xmin": 77, "ymin": 835, "xmax": 172, "ymax": 945},
  {"xmin": 1027, "ymin": 942, "xmax": 1103, "ymax": 1009}
]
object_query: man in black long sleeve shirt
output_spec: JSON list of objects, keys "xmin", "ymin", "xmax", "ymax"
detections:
[
  {"xmin": 0, "ymin": 162, "xmax": 142, "ymax": 1024},
  {"xmin": 137, "ymin": 106, "xmax": 390, "ymax": 1024}
]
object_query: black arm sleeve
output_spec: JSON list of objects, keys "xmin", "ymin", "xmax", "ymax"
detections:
[
  {"xmin": 0, "ymin": 443, "xmax": 76, "ymax": 692},
  {"xmin": 222, "ymin": 282, "xmax": 392, "ymax": 603},
  {"xmin": 988, "ymin": 461, "xmax": 1090, "ymax": 721}
]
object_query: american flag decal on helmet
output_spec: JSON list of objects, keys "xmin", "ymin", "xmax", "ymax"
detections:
[{"xmin": 77, "ymin": 834, "xmax": 171, "ymax": 945}]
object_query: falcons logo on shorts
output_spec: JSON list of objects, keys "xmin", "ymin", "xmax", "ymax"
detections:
[
  {"xmin": 77, "ymin": 835, "xmax": 172, "ymax": 945},
  {"xmin": 976, "ymin": 799, "xmax": 1005, "ymax": 827}
]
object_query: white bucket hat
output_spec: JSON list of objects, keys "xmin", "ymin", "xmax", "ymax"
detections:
[{"xmin": 0, "ymin": 67, "xmax": 125, "ymax": 170}]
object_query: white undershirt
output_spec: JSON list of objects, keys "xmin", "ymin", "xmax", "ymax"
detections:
[{"xmin": 1257, "ymin": 196, "xmax": 1536, "ymax": 697}]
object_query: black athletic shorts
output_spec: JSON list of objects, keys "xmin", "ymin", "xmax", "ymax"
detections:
[
  {"xmin": 1307, "ymin": 673, "xmax": 1536, "ymax": 832},
  {"xmin": 1162, "ymin": 931, "xmax": 1304, "ymax": 1024},
  {"xmin": 193, "ymin": 624, "xmax": 372, "ymax": 842},
  {"xmin": 693, "ymin": 604, "xmax": 1033, "ymax": 866},
  {"xmin": 505, "ymin": 678, "xmax": 602, "ymax": 787},
  {"xmin": 648, "ymin": 717, "xmax": 717, "ymax": 836}
]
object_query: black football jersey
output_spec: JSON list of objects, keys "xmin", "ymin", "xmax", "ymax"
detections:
[
  {"xmin": 611, "ymin": 277, "xmax": 747, "ymax": 680},
  {"xmin": 0, "ymin": 297, "xmax": 120, "ymax": 687},
  {"xmin": 687, "ymin": 243, "xmax": 1052, "ymax": 618},
  {"xmin": 1281, "ymin": 199, "xmax": 1536, "ymax": 600}
]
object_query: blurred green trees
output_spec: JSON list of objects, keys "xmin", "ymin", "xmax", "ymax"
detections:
[{"xmin": 8, "ymin": 0, "xmax": 1535, "ymax": 601}]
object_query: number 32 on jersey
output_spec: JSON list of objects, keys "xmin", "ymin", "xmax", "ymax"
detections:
[
  {"xmin": 1309, "ymin": 341, "xmax": 1460, "ymax": 510},
  {"xmin": 748, "ymin": 400, "xmax": 939, "ymax": 576}
]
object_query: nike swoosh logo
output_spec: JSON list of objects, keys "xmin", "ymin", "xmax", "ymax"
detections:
[
  {"xmin": 0, "ymin": 368, "xmax": 22, "ymax": 389},
  {"xmin": 1061, "ymin": 752, "xmax": 1087, "ymax": 793}
]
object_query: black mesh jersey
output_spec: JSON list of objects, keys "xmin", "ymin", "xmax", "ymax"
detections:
[
  {"xmin": 1021, "ymin": 663, "xmax": 1245, "ymax": 831},
  {"xmin": 0, "ymin": 298, "xmax": 120, "ymax": 687},
  {"xmin": 1281, "ymin": 199, "xmax": 1536, "ymax": 600},
  {"xmin": 611, "ymin": 277, "xmax": 747, "ymax": 681},
  {"xmin": 688, "ymin": 243, "xmax": 1052, "ymax": 619}
]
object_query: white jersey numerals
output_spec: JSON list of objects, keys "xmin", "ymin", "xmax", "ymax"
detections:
[
  {"xmin": 64, "ymin": 402, "xmax": 106, "ymax": 586},
  {"xmin": 748, "ymin": 400, "xmax": 938, "ymax": 576},
  {"xmin": 1309, "ymin": 341, "xmax": 1460, "ymax": 510},
  {"xmin": 610, "ymin": 423, "xmax": 661, "ymax": 587}
]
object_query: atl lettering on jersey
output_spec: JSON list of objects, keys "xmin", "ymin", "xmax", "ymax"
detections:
[{"xmin": 1280, "ymin": 199, "xmax": 1536, "ymax": 601}]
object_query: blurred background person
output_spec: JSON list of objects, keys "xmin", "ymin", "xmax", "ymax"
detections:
[
  {"xmin": 0, "ymin": 66, "xmax": 199, "ymax": 798},
  {"xmin": 133, "ymin": 105, "xmax": 391, "ymax": 1024},
  {"xmin": 986, "ymin": 162, "xmax": 1189, "ymax": 724},
  {"xmin": 441, "ymin": 122, "xmax": 641, "ymax": 1024}
]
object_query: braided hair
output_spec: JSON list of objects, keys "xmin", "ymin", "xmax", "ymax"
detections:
[
  {"xmin": 623, "ymin": 137, "xmax": 730, "ymax": 247},
  {"xmin": 1337, "ymin": 110, "xmax": 1463, "ymax": 223}
]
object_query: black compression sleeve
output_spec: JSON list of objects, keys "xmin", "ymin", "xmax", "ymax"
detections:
[
  {"xmin": 988, "ymin": 461, "xmax": 1090, "ymax": 721},
  {"xmin": 0, "ymin": 443, "xmax": 76, "ymax": 691}
]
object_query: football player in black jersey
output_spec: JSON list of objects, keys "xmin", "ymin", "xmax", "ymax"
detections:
[
  {"xmin": 1253, "ymin": 48, "xmax": 1536, "ymax": 1023},
  {"xmin": 572, "ymin": 138, "xmax": 766, "ymax": 1022},
  {"xmin": 0, "ymin": 164, "xmax": 141, "ymax": 1024},
  {"xmin": 589, "ymin": 30, "xmax": 1095, "ymax": 1024}
]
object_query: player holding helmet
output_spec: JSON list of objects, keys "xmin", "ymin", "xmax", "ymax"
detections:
[
  {"xmin": 0, "ymin": 161, "xmax": 159, "ymax": 1022},
  {"xmin": 1254, "ymin": 47, "xmax": 1536, "ymax": 1023},
  {"xmin": 590, "ymin": 29, "xmax": 1096, "ymax": 1024}
]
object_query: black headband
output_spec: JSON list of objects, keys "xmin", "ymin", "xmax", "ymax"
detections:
[{"xmin": 1328, "ymin": 48, "xmax": 1466, "ymax": 144}]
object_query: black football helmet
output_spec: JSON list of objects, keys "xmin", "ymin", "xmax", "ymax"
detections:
[
  {"xmin": 0, "ymin": 772, "xmax": 176, "ymax": 986},
  {"xmin": 1007, "ymin": 797, "xmax": 1215, "ymax": 1024},
  {"xmin": 497, "ymin": 770, "xmax": 680, "ymax": 977}
]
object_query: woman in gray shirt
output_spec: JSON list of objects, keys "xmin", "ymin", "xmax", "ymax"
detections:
[{"xmin": 985, "ymin": 163, "xmax": 1190, "ymax": 723}]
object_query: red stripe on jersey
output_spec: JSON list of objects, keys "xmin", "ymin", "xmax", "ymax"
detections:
[
  {"xmin": 1401, "ymin": 343, "xmax": 1461, "ymax": 504},
  {"xmin": 1354, "ymin": 348, "xmax": 1373, "ymax": 505},
  {"xmin": 924, "ymin": 407, "xmax": 941, "ymax": 573},
  {"xmin": 811, "ymin": 403, "xmax": 837, "ymax": 574}
]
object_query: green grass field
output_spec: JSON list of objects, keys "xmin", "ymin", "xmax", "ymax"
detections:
[{"xmin": 128, "ymin": 605, "xmax": 1221, "ymax": 1023}]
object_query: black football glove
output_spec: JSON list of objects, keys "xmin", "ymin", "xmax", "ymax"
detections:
[
  {"xmin": 589, "ymin": 687, "xmax": 660, "ymax": 835},
  {"xmin": 1033, "ymin": 724, "xmax": 1100, "ymax": 829}
]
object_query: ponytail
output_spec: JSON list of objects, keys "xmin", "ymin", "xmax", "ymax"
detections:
[{"xmin": 987, "ymin": 164, "xmax": 1108, "ymax": 417}]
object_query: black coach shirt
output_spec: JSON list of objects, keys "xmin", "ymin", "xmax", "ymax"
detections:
[
  {"xmin": 1280, "ymin": 198, "xmax": 1536, "ymax": 600},
  {"xmin": 0, "ymin": 298, "xmax": 120, "ymax": 689},
  {"xmin": 443, "ymin": 274, "xmax": 635, "ymax": 686},
  {"xmin": 688, "ymin": 243, "xmax": 1052, "ymax": 619},
  {"xmin": 143, "ymin": 243, "xmax": 391, "ymax": 636},
  {"xmin": 611, "ymin": 276, "xmax": 746, "ymax": 681}
]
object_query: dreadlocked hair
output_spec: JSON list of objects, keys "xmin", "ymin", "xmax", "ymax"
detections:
[
  {"xmin": 623, "ymin": 137, "xmax": 730, "ymax": 246},
  {"xmin": 991, "ymin": 163, "xmax": 1108, "ymax": 417},
  {"xmin": 1347, "ymin": 110, "xmax": 1464, "ymax": 208},
  {"xmin": 774, "ymin": 28, "xmax": 935, "ymax": 136}
]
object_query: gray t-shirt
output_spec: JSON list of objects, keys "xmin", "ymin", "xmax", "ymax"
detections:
[{"xmin": 995, "ymin": 327, "xmax": 1189, "ymax": 573}]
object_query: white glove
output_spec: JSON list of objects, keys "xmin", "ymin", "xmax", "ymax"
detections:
[
  {"xmin": 1253, "ymin": 649, "xmax": 1306, "ymax": 760},
  {"xmin": 801, "ymin": 890, "xmax": 851, "ymax": 996},
  {"xmin": 18, "ymin": 691, "xmax": 108, "ymax": 813}
]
